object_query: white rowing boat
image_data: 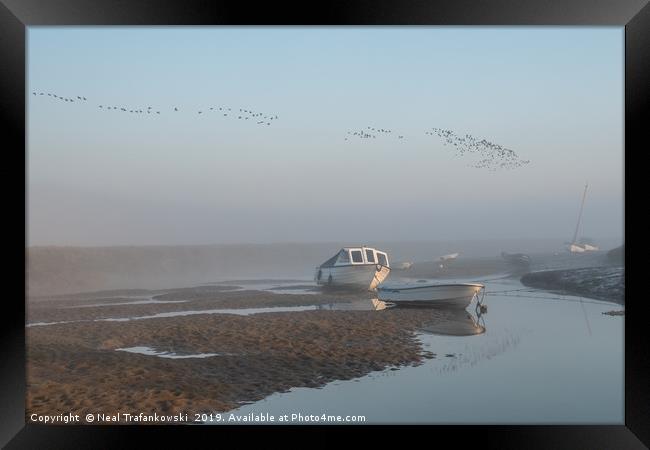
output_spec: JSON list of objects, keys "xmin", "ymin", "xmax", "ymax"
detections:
[{"xmin": 377, "ymin": 281, "xmax": 484, "ymax": 309}]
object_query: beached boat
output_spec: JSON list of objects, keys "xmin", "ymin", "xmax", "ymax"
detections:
[
  {"xmin": 438, "ymin": 252, "xmax": 459, "ymax": 268},
  {"xmin": 314, "ymin": 246, "xmax": 391, "ymax": 291},
  {"xmin": 568, "ymin": 243, "xmax": 599, "ymax": 253},
  {"xmin": 440, "ymin": 252, "xmax": 459, "ymax": 262},
  {"xmin": 501, "ymin": 251, "xmax": 531, "ymax": 266},
  {"xmin": 377, "ymin": 281, "xmax": 485, "ymax": 309},
  {"xmin": 393, "ymin": 261, "xmax": 414, "ymax": 270}
]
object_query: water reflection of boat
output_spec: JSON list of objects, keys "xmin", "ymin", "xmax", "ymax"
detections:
[
  {"xmin": 313, "ymin": 296, "xmax": 486, "ymax": 335},
  {"xmin": 315, "ymin": 298, "xmax": 394, "ymax": 311},
  {"xmin": 372, "ymin": 299, "xmax": 392, "ymax": 310},
  {"xmin": 419, "ymin": 308, "xmax": 486, "ymax": 336},
  {"xmin": 377, "ymin": 282, "xmax": 485, "ymax": 309}
]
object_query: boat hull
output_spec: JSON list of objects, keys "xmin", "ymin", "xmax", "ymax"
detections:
[
  {"xmin": 315, "ymin": 264, "xmax": 390, "ymax": 291},
  {"xmin": 501, "ymin": 252, "xmax": 531, "ymax": 266},
  {"xmin": 377, "ymin": 283, "xmax": 484, "ymax": 309}
]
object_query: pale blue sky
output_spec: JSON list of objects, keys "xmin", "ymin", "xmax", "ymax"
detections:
[{"xmin": 27, "ymin": 27, "xmax": 624, "ymax": 246}]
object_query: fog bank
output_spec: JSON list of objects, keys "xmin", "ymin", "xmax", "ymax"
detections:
[{"xmin": 27, "ymin": 238, "xmax": 623, "ymax": 296}]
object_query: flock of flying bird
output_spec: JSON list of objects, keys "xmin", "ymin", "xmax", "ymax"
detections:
[
  {"xmin": 345, "ymin": 126, "xmax": 405, "ymax": 141},
  {"xmin": 31, "ymin": 91, "xmax": 280, "ymax": 127},
  {"xmin": 31, "ymin": 91, "xmax": 87, "ymax": 103},
  {"xmin": 344, "ymin": 125, "xmax": 529, "ymax": 171},
  {"xmin": 425, "ymin": 127, "xmax": 530, "ymax": 170},
  {"xmin": 32, "ymin": 90, "xmax": 529, "ymax": 171}
]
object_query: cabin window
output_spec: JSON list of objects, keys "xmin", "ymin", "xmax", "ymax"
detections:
[
  {"xmin": 365, "ymin": 249, "xmax": 376, "ymax": 263},
  {"xmin": 338, "ymin": 250, "xmax": 350, "ymax": 263},
  {"xmin": 376, "ymin": 252, "xmax": 388, "ymax": 266},
  {"xmin": 350, "ymin": 250, "xmax": 364, "ymax": 263}
]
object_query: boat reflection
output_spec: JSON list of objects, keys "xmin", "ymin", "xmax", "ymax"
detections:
[
  {"xmin": 315, "ymin": 297, "xmax": 486, "ymax": 329},
  {"xmin": 316, "ymin": 298, "xmax": 395, "ymax": 311},
  {"xmin": 371, "ymin": 298, "xmax": 393, "ymax": 310},
  {"xmin": 418, "ymin": 307, "xmax": 486, "ymax": 336}
]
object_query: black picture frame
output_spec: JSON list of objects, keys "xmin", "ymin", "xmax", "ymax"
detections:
[{"xmin": 2, "ymin": 0, "xmax": 647, "ymax": 447}]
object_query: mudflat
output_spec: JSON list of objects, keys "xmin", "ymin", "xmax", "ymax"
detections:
[
  {"xmin": 520, "ymin": 266, "xmax": 624, "ymax": 304},
  {"xmin": 27, "ymin": 286, "xmax": 451, "ymax": 423}
]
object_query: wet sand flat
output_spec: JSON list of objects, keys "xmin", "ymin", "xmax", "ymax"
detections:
[
  {"xmin": 26, "ymin": 288, "xmax": 453, "ymax": 423},
  {"xmin": 27, "ymin": 286, "xmax": 363, "ymax": 324}
]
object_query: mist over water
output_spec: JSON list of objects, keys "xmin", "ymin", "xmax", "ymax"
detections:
[
  {"xmin": 27, "ymin": 238, "xmax": 622, "ymax": 296},
  {"xmin": 27, "ymin": 28, "xmax": 624, "ymax": 297}
]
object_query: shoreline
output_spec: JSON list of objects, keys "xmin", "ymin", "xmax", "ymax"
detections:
[{"xmin": 520, "ymin": 266, "xmax": 624, "ymax": 305}]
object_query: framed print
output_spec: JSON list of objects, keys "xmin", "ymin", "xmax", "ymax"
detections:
[{"xmin": 1, "ymin": 0, "xmax": 647, "ymax": 447}]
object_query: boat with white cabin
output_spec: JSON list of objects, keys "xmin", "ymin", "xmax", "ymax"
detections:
[
  {"xmin": 315, "ymin": 246, "xmax": 391, "ymax": 291},
  {"xmin": 377, "ymin": 281, "xmax": 485, "ymax": 309}
]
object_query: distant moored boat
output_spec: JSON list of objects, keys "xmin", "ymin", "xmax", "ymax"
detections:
[
  {"xmin": 440, "ymin": 252, "xmax": 459, "ymax": 262},
  {"xmin": 567, "ymin": 183, "xmax": 599, "ymax": 253},
  {"xmin": 501, "ymin": 251, "xmax": 531, "ymax": 266}
]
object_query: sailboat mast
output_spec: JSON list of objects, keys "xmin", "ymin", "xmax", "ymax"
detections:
[{"xmin": 572, "ymin": 183, "xmax": 588, "ymax": 244}]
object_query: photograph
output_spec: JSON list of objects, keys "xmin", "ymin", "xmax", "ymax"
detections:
[{"xmin": 24, "ymin": 25, "xmax": 625, "ymax": 427}]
